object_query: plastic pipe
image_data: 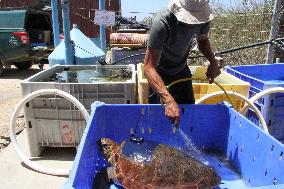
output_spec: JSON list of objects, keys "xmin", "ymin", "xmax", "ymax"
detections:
[
  {"xmin": 195, "ymin": 91, "xmax": 269, "ymax": 133},
  {"xmin": 10, "ymin": 89, "xmax": 89, "ymax": 176},
  {"xmin": 99, "ymin": 0, "xmax": 106, "ymax": 52},
  {"xmin": 51, "ymin": 0, "xmax": 60, "ymax": 47},
  {"xmin": 61, "ymin": 0, "xmax": 74, "ymax": 65},
  {"xmin": 166, "ymin": 77, "xmax": 235, "ymax": 109},
  {"xmin": 241, "ymin": 87, "xmax": 284, "ymax": 115}
]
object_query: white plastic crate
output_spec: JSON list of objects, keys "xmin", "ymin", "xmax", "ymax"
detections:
[{"xmin": 21, "ymin": 64, "xmax": 136, "ymax": 156}]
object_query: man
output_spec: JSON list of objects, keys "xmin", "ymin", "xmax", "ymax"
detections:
[{"xmin": 144, "ymin": 0, "xmax": 221, "ymax": 127}]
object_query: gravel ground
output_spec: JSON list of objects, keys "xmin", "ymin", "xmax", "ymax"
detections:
[{"xmin": 0, "ymin": 65, "xmax": 44, "ymax": 151}]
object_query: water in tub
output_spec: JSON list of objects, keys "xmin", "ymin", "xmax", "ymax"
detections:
[{"xmin": 39, "ymin": 67, "xmax": 132, "ymax": 83}]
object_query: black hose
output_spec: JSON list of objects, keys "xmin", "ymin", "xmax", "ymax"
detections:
[
  {"xmin": 189, "ymin": 37, "xmax": 284, "ymax": 59},
  {"xmin": 97, "ymin": 52, "xmax": 146, "ymax": 65},
  {"xmin": 97, "ymin": 37, "xmax": 284, "ymax": 65},
  {"xmin": 110, "ymin": 53, "xmax": 146, "ymax": 65}
]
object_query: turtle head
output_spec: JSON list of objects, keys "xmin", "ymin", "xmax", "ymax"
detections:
[{"xmin": 97, "ymin": 138, "xmax": 120, "ymax": 163}]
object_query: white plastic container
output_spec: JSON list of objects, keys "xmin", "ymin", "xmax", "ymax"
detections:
[{"xmin": 21, "ymin": 64, "xmax": 136, "ymax": 156}]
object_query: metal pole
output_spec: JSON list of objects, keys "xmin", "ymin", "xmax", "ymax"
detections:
[
  {"xmin": 61, "ymin": 0, "xmax": 74, "ymax": 65},
  {"xmin": 266, "ymin": 0, "xmax": 282, "ymax": 63},
  {"xmin": 51, "ymin": 0, "xmax": 60, "ymax": 47},
  {"xmin": 99, "ymin": 0, "xmax": 106, "ymax": 52}
]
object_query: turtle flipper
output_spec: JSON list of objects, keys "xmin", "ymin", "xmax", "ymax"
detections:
[{"xmin": 93, "ymin": 168, "xmax": 111, "ymax": 189}]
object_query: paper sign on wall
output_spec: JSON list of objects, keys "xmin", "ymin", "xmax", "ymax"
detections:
[{"xmin": 94, "ymin": 10, "xmax": 116, "ymax": 26}]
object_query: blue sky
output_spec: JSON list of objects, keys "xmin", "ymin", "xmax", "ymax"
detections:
[
  {"xmin": 121, "ymin": 0, "xmax": 169, "ymax": 21},
  {"xmin": 121, "ymin": 0, "xmax": 233, "ymax": 21}
]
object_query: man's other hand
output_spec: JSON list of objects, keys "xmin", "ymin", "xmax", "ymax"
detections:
[{"xmin": 206, "ymin": 58, "xmax": 222, "ymax": 84}]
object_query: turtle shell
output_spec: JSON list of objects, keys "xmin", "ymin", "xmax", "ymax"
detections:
[
  {"xmin": 121, "ymin": 139, "xmax": 160, "ymax": 164},
  {"xmin": 99, "ymin": 138, "xmax": 221, "ymax": 189}
]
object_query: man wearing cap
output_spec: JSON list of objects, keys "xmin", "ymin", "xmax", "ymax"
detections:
[{"xmin": 144, "ymin": 0, "xmax": 221, "ymax": 126}]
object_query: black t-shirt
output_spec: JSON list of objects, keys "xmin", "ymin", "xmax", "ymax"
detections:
[{"xmin": 148, "ymin": 9, "xmax": 210, "ymax": 75}]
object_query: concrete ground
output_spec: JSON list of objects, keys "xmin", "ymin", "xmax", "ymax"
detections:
[
  {"xmin": 0, "ymin": 129, "xmax": 75, "ymax": 189},
  {"xmin": 0, "ymin": 66, "xmax": 41, "ymax": 142}
]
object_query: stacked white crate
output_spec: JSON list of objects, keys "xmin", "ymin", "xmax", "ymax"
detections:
[{"xmin": 21, "ymin": 64, "xmax": 136, "ymax": 156}]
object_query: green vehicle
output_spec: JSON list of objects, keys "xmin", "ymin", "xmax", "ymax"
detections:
[{"xmin": 0, "ymin": 8, "xmax": 53, "ymax": 76}]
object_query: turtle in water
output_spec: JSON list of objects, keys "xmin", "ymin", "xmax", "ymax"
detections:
[{"xmin": 95, "ymin": 138, "xmax": 221, "ymax": 189}]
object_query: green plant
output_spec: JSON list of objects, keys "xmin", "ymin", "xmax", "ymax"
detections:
[{"xmin": 190, "ymin": 0, "xmax": 275, "ymax": 66}]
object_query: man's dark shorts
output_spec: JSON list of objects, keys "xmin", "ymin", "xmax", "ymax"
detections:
[{"xmin": 148, "ymin": 67, "xmax": 195, "ymax": 104}]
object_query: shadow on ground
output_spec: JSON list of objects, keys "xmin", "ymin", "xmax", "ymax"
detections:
[
  {"xmin": 31, "ymin": 147, "xmax": 77, "ymax": 161},
  {"xmin": 0, "ymin": 68, "xmax": 43, "ymax": 80},
  {"xmin": 20, "ymin": 147, "xmax": 76, "ymax": 177}
]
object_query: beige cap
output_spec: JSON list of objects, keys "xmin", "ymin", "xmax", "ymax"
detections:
[{"xmin": 168, "ymin": 0, "xmax": 214, "ymax": 24}]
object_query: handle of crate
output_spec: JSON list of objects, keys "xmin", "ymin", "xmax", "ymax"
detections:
[
  {"xmin": 195, "ymin": 91, "xmax": 269, "ymax": 133},
  {"xmin": 10, "ymin": 89, "xmax": 90, "ymax": 176},
  {"xmin": 241, "ymin": 87, "xmax": 284, "ymax": 115}
]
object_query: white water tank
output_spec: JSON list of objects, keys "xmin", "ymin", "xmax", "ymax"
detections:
[{"xmin": 48, "ymin": 24, "xmax": 105, "ymax": 66}]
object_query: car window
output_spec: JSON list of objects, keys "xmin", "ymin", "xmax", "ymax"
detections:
[
  {"xmin": 26, "ymin": 13, "xmax": 51, "ymax": 30},
  {"xmin": 0, "ymin": 10, "xmax": 26, "ymax": 28}
]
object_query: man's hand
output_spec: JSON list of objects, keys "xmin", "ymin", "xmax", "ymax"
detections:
[
  {"xmin": 206, "ymin": 58, "xmax": 222, "ymax": 84},
  {"xmin": 196, "ymin": 36, "xmax": 223, "ymax": 84},
  {"xmin": 163, "ymin": 96, "xmax": 180, "ymax": 128}
]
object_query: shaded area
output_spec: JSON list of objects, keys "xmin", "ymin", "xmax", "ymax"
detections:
[
  {"xmin": 0, "ymin": 67, "xmax": 42, "ymax": 80},
  {"xmin": 31, "ymin": 147, "xmax": 76, "ymax": 161},
  {"xmin": 20, "ymin": 147, "xmax": 76, "ymax": 177}
]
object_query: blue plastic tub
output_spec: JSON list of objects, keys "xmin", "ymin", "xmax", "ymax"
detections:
[
  {"xmin": 226, "ymin": 64, "xmax": 284, "ymax": 141},
  {"xmin": 63, "ymin": 102, "xmax": 284, "ymax": 189}
]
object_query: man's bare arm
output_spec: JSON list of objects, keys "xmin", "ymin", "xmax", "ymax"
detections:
[
  {"xmin": 144, "ymin": 48, "xmax": 170, "ymax": 101},
  {"xmin": 196, "ymin": 37, "xmax": 216, "ymax": 63},
  {"xmin": 144, "ymin": 47, "xmax": 180, "ymax": 126}
]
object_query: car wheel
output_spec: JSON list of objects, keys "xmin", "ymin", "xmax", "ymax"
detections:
[
  {"xmin": 0, "ymin": 60, "xmax": 4, "ymax": 76},
  {"xmin": 37, "ymin": 59, "xmax": 48, "ymax": 70},
  {"xmin": 4, "ymin": 64, "xmax": 11, "ymax": 68},
  {"xmin": 38, "ymin": 63, "xmax": 44, "ymax": 69},
  {"xmin": 14, "ymin": 61, "xmax": 33, "ymax": 70}
]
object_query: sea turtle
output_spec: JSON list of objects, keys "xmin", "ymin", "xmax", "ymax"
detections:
[{"xmin": 96, "ymin": 138, "xmax": 221, "ymax": 189}]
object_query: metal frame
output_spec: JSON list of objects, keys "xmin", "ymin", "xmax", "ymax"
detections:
[{"xmin": 266, "ymin": 0, "xmax": 283, "ymax": 63}]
